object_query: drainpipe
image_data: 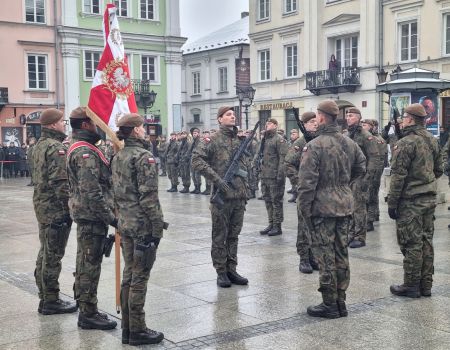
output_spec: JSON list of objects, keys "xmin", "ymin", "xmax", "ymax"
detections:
[{"xmin": 54, "ymin": 0, "xmax": 60, "ymax": 109}]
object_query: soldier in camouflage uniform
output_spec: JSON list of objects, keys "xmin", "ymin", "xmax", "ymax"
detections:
[
  {"xmin": 111, "ymin": 114, "xmax": 165, "ymax": 345},
  {"xmin": 284, "ymin": 112, "xmax": 319, "ymax": 273},
  {"xmin": 259, "ymin": 118, "xmax": 288, "ymax": 236},
  {"xmin": 201, "ymin": 131, "xmax": 212, "ymax": 195},
  {"xmin": 67, "ymin": 107, "xmax": 118, "ymax": 330},
  {"xmin": 298, "ymin": 100, "xmax": 366, "ymax": 318},
  {"xmin": 189, "ymin": 127, "xmax": 202, "ymax": 194},
  {"xmin": 286, "ymin": 128, "xmax": 299, "ymax": 202},
  {"xmin": 177, "ymin": 131, "xmax": 191, "ymax": 193},
  {"xmin": 192, "ymin": 106, "xmax": 249, "ymax": 288},
  {"xmin": 32, "ymin": 108, "xmax": 78, "ymax": 315},
  {"xmin": 388, "ymin": 104, "xmax": 443, "ymax": 298},
  {"xmin": 157, "ymin": 136, "xmax": 167, "ymax": 176},
  {"xmin": 27, "ymin": 137, "xmax": 36, "ymax": 186},
  {"xmin": 165, "ymin": 132, "xmax": 179, "ymax": 192},
  {"xmin": 345, "ymin": 108, "xmax": 379, "ymax": 248},
  {"xmin": 361, "ymin": 119, "xmax": 388, "ymax": 231},
  {"xmin": 245, "ymin": 129, "xmax": 259, "ymax": 199}
]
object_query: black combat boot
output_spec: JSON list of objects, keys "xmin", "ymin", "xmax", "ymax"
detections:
[
  {"xmin": 390, "ymin": 284, "xmax": 420, "ymax": 298},
  {"xmin": 349, "ymin": 240, "xmax": 365, "ymax": 248},
  {"xmin": 259, "ymin": 224, "xmax": 273, "ymax": 235},
  {"xmin": 257, "ymin": 195, "xmax": 264, "ymax": 200},
  {"xmin": 337, "ymin": 300, "xmax": 348, "ymax": 317},
  {"xmin": 420, "ymin": 281, "xmax": 432, "ymax": 297},
  {"xmin": 287, "ymin": 188, "xmax": 293, "ymax": 194},
  {"xmin": 288, "ymin": 192, "xmax": 297, "ymax": 203},
  {"xmin": 179, "ymin": 186, "xmax": 190, "ymax": 193},
  {"xmin": 307, "ymin": 302, "xmax": 340, "ymax": 319},
  {"xmin": 167, "ymin": 185, "xmax": 178, "ymax": 192},
  {"xmin": 38, "ymin": 300, "xmax": 43, "ymax": 314},
  {"xmin": 299, "ymin": 259, "xmax": 313, "ymax": 274},
  {"xmin": 122, "ymin": 329, "xmax": 130, "ymax": 344},
  {"xmin": 268, "ymin": 223, "xmax": 282, "ymax": 236},
  {"xmin": 201, "ymin": 188, "xmax": 211, "ymax": 195},
  {"xmin": 160, "ymin": 172, "xmax": 167, "ymax": 176},
  {"xmin": 309, "ymin": 253, "xmax": 319, "ymax": 271},
  {"xmin": 190, "ymin": 185, "xmax": 200, "ymax": 194},
  {"xmin": 227, "ymin": 271, "xmax": 248, "ymax": 285},
  {"xmin": 78, "ymin": 312, "xmax": 117, "ymax": 330},
  {"xmin": 367, "ymin": 221, "xmax": 374, "ymax": 232},
  {"xmin": 129, "ymin": 328, "xmax": 164, "ymax": 346},
  {"xmin": 41, "ymin": 299, "xmax": 78, "ymax": 315},
  {"xmin": 217, "ymin": 272, "xmax": 232, "ymax": 288}
]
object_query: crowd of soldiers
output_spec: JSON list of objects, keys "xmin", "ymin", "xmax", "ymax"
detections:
[{"xmin": 29, "ymin": 97, "xmax": 443, "ymax": 345}]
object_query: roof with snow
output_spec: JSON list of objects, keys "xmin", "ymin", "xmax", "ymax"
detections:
[{"xmin": 182, "ymin": 16, "xmax": 249, "ymax": 54}]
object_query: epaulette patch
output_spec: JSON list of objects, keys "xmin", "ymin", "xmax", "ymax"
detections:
[
  {"xmin": 82, "ymin": 153, "xmax": 90, "ymax": 159},
  {"xmin": 58, "ymin": 150, "xmax": 66, "ymax": 156},
  {"xmin": 368, "ymin": 136, "xmax": 373, "ymax": 141},
  {"xmin": 203, "ymin": 137, "xmax": 211, "ymax": 143},
  {"xmin": 303, "ymin": 146, "xmax": 308, "ymax": 152},
  {"xmin": 148, "ymin": 157, "xmax": 156, "ymax": 164},
  {"xmin": 294, "ymin": 146, "xmax": 300, "ymax": 151}
]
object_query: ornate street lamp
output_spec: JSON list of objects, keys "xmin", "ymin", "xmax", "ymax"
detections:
[
  {"xmin": 237, "ymin": 86, "xmax": 256, "ymax": 129},
  {"xmin": 376, "ymin": 68, "xmax": 388, "ymax": 84},
  {"xmin": 133, "ymin": 80, "xmax": 157, "ymax": 116}
]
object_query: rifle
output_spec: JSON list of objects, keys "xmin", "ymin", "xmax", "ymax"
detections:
[
  {"xmin": 292, "ymin": 108, "xmax": 314, "ymax": 142},
  {"xmin": 210, "ymin": 121, "xmax": 261, "ymax": 209},
  {"xmin": 254, "ymin": 136, "xmax": 265, "ymax": 174},
  {"xmin": 175, "ymin": 138, "xmax": 186, "ymax": 166},
  {"xmin": 392, "ymin": 107, "xmax": 403, "ymax": 140}
]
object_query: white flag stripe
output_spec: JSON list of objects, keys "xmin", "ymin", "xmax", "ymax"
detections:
[
  {"xmin": 108, "ymin": 97, "xmax": 131, "ymax": 131},
  {"xmin": 92, "ymin": 70, "xmax": 103, "ymax": 89},
  {"xmin": 107, "ymin": 9, "xmax": 124, "ymax": 61}
]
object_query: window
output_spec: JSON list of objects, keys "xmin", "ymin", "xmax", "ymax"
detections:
[
  {"xmin": 285, "ymin": 44, "xmax": 298, "ymax": 77},
  {"xmin": 193, "ymin": 72, "xmax": 201, "ymax": 95},
  {"xmin": 140, "ymin": 0, "xmax": 156, "ymax": 20},
  {"xmin": 446, "ymin": 14, "xmax": 450, "ymax": 55},
  {"xmin": 284, "ymin": 0, "xmax": 297, "ymax": 13},
  {"xmin": 193, "ymin": 113, "xmax": 200, "ymax": 123},
  {"xmin": 336, "ymin": 35, "xmax": 358, "ymax": 67},
  {"xmin": 27, "ymin": 54, "xmax": 47, "ymax": 90},
  {"xmin": 257, "ymin": 0, "xmax": 270, "ymax": 21},
  {"xmin": 84, "ymin": 51, "xmax": 101, "ymax": 79},
  {"xmin": 218, "ymin": 67, "xmax": 228, "ymax": 92},
  {"xmin": 141, "ymin": 56, "xmax": 156, "ymax": 81},
  {"xmin": 259, "ymin": 49, "xmax": 270, "ymax": 81},
  {"xmin": 114, "ymin": 0, "xmax": 128, "ymax": 17},
  {"xmin": 25, "ymin": 0, "xmax": 45, "ymax": 23},
  {"xmin": 83, "ymin": 0, "xmax": 100, "ymax": 14},
  {"xmin": 399, "ymin": 21, "xmax": 418, "ymax": 61}
]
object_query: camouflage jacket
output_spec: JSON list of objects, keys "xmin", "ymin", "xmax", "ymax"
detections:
[
  {"xmin": 348, "ymin": 125, "xmax": 379, "ymax": 184},
  {"xmin": 111, "ymin": 138, "xmax": 164, "ymax": 238},
  {"xmin": 192, "ymin": 125, "xmax": 248, "ymax": 199},
  {"xmin": 372, "ymin": 131, "xmax": 388, "ymax": 168},
  {"xmin": 67, "ymin": 130, "xmax": 115, "ymax": 225},
  {"xmin": 178, "ymin": 138, "xmax": 192, "ymax": 164},
  {"xmin": 260, "ymin": 129, "xmax": 288, "ymax": 180},
  {"xmin": 388, "ymin": 125, "xmax": 443, "ymax": 208},
  {"xmin": 284, "ymin": 136, "xmax": 307, "ymax": 180},
  {"xmin": 298, "ymin": 123, "xmax": 366, "ymax": 218},
  {"xmin": 157, "ymin": 142, "xmax": 167, "ymax": 159},
  {"xmin": 165, "ymin": 139, "xmax": 179, "ymax": 164},
  {"xmin": 31, "ymin": 128, "xmax": 70, "ymax": 224}
]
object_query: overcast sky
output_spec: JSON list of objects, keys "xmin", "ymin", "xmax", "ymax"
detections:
[{"xmin": 180, "ymin": 0, "xmax": 249, "ymax": 44}]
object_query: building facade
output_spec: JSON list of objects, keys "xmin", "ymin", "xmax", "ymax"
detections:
[{"xmin": 181, "ymin": 14, "xmax": 250, "ymax": 131}]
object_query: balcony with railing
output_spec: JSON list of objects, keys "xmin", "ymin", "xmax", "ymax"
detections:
[{"xmin": 305, "ymin": 67, "xmax": 361, "ymax": 96}]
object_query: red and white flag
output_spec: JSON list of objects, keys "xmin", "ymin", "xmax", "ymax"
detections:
[{"xmin": 86, "ymin": 4, "xmax": 137, "ymax": 144}]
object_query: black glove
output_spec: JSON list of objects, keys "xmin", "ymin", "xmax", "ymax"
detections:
[
  {"xmin": 62, "ymin": 214, "xmax": 73, "ymax": 227},
  {"xmin": 216, "ymin": 179, "xmax": 231, "ymax": 194},
  {"xmin": 142, "ymin": 235, "xmax": 161, "ymax": 248},
  {"xmin": 384, "ymin": 122, "xmax": 392, "ymax": 133},
  {"xmin": 110, "ymin": 217, "xmax": 119, "ymax": 229},
  {"xmin": 388, "ymin": 207, "xmax": 398, "ymax": 220}
]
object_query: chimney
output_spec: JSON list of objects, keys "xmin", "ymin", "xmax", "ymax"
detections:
[{"xmin": 241, "ymin": 11, "xmax": 249, "ymax": 18}]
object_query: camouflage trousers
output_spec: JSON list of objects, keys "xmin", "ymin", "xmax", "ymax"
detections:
[
  {"xmin": 285, "ymin": 167, "xmax": 298, "ymax": 194},
  {"xmin": 349, "ymin": 186, "xmax": 369, "ymax": 243},
  {"xmin": 261, "ymin": 178, "xmax": 285, "ymax": 224},
  {"xmin": 191, "ymin": 166, "xmax": 202, "ymax": 187},
  {"xmin": 166, "ymin": 163, "xmax": 179, "ymax": 186},
  {"xmin": 210, "ymin": 199, "xmax": 246, "ymax": 273},
  {"xmin": 159, "ymin": 156, "xmax": 166, "ymax": 174},
  {"xmin": 296, "ymin": 204, "xmax": 313, "ymax": 261},
  {"xmin": 74, "ymin": 222, "xmax": 107, "ymax": 315},
  {"xmin": 311, "ymin": 216, "xmax": 351, "ymax": 303},
  {"xmin": 396, "ymin": 195, "xmax": 436, "ymax": 288},
  {"xmin": 367, "ymin": 168, "xmax": 383, "ymax": 223},
  {"xmin": 179, "ymin": 161, "xmax": 191, "ymax": 187},
  {"xmin": 121, "ymin": 234, "xmax": 157, "ymax": 332},
  {"xmin": 35, "ymin": 221, "xmax": 71, "ymax": 301},
  {"xmin": 248, "ymin": 166, "xmax": 258, "ymax": 192}
]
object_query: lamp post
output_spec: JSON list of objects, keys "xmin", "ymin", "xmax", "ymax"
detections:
[
  {"xmin": 376, "ymin": 68, "xmax": 388, "ymax": 84},
  {"xmin": 237, "ymin": 86, "xmax": 256, "ymax": 129},
  {"xmin": 132, "ymin": 79, "xmax": 157, "ymax": 116}
]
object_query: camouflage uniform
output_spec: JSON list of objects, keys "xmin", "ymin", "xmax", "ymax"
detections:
[
  {"xmin": 32, "ymin": 128, "xmax": 71, "ymax": 302},
  {"xmin": 368, "ymin": 130, "xmax": 387, "ymax": 223},
  {"xmin": 157, "ymin": 140, "xmax": 167, "ymax": 175},
  {"xmin": 388, "ymin": 124, "xmax": 442, "ymax": 290},
  {"xmin": 246, "ymin": 138, "xmax": 259, "ymax": 196},
  {"xmin": 165, "ymin": 138, "xmax": 179, "ymax": 188},
  {"xmin": 67, "ymin": 129, "xmax": 116, "ymax": 315},
  {"xmin": 347, "ymin": 125, "xmax": 378, "ymax": 244},
  {"xmin": 192, "ymin": 126, "xmax": 247, "ymax": 273},
  {"xmin": 112, "ymin": 137, "xmax": 164, "ymax": 333},
  {"xmin": 189, "ymin": 137, "xmax": 202, "ymax": 190},
  {"xmin": 260, "ymin": 129, "xmax": 288, "ymax": 227},
  {"xmin": 298, "ymin": 122, "xmax": 366, "ymax": 304},
  {"xmin": 178, "ymin": 138, "xmax": 192, "ymax": 189},
  {"xmin": 284, "ymin": 137, "xmax": 303, "ymax": 199}
]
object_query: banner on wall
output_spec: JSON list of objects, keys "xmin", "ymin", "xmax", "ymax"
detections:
[
  {"xmin": 1, "ymin": 127, "xmax": 23, "ymax": 147},
  {"xmin": 411, "ymin": 91, "xmax": 439, "ymax": 137}
]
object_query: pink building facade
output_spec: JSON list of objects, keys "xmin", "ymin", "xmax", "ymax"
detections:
[{"xmin": 0, "ymin": 0, "xmax": 64, "ymax": 146}]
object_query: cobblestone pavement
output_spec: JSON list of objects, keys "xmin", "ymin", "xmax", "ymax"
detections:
[{"xmin": 1, "ymin": 176, "xmax": 450, "ymax": 349}]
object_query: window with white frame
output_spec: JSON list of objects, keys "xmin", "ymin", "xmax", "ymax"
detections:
[
  {"xmin": 285, "ymin": 44, "xmax": 298, "ymax": 78},
  {"xmin": 399, "ymin": 21, "xmax": 418, "ymax": 61},
  {"xmin": 25, "ymin": 0, "xmax": 45, "ymax": 23},
  {"xmin": 140, "ymin": 0, "xmax": 156, "ymax": 20},
  {"xmin": 114, "ymin": 0, "xmax": 128, "ymax": 17},
  {"xmin": 259, "ymin": 49, "xmax": 271, "ymax": 81},
  {"xmin": 193, "ymin": 72, "xmax": 201, "ymax": 95},
  {"xmin": 27, "ymin": 54, "xmax": 47, "ymax": 90},
  {"xmin": 84, "ymin": 51, "xmax": 101, "ymax": 80},
  {"xmin": 284, "ymin": 0, "xmax": 297, "ymax": 13},
  {"xmin": 218, "ymin": 67, "xmax": 228, "ymax": 92},
  {"xmin": 446, "ymin": 14, "xmax": 450, "ymax": 55},
  {"xmin": 257, "ymin": 0, "xmax": 270, "ymax": 21},
  {"xmin": 83, "ymin": 0, "xmax": 100, "ymax": 14},
  {"xmin": 335, "ymin": 35, "xmax": 358, "ymax": 67},
  {"xmin": 141, "ymin": 56, "xmax": 156, "ymax": 81}
]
